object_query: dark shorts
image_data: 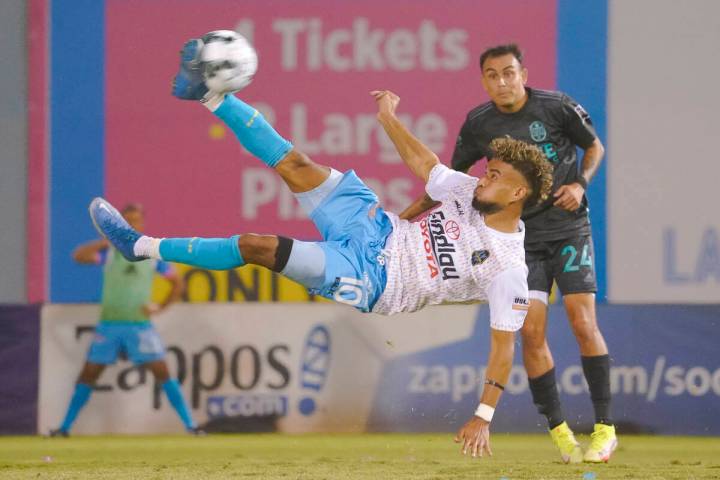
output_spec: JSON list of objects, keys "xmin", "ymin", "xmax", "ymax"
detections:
[{"xmin": 526, "ymin": 233, "xmax": 597, "ymax": 297}]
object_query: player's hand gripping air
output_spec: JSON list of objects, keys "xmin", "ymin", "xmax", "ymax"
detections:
[
  {"xmin": 454, "ymin": 417, "xmax": 492, "ymax": 458},
  {"xmin": 371, "ymin": 90, "xmax": 400, "ymax": 117}
]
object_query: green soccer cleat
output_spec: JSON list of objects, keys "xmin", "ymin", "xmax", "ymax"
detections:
[
  {"xmin": 550, "ymin": 421, "xmax": 583, "ymax": 464},
  {"xmin": 584, "ymin": 423, "xmax": 618, "ymax": 463}
]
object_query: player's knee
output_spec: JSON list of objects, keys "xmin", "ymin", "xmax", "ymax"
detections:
[
  {"xmin": 277, "ymin": 150, "xmax": 314, "ymax": 171},
  {"xmin": 520, "ymin": 322, "xmax": 546, "ymax": 350},
  {"xmin": 520, "ymin": 303, "xmax": 547, "ymax": 348},
  {"xmin": 149, "ymin": 363, "xmax": 170, "ymax": 382},
  {"xmin": 78, "ymin": 367, "xmax": 102, "ymax": 385},
  {"xmin": 570, "ymin": 315, "xmax": 601, "ymax": 346},
  {"xmin": 238, "ymin": 234, "xmax": 276, "ymax": 261},
  {"xmin": 563, "ymin": 294, "xmax": 599, "ymax": 341}
]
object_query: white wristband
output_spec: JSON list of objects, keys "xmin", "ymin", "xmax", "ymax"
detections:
[{"xmin": 474, "ymin": 403, "xmax": 495, "ymax": 422}]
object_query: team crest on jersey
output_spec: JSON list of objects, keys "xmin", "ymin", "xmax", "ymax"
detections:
[
  {"xmin": 471, "ymin": 249, "xmax": 490, "ymax": 265},
  {"xmin": 529, "ymin": 121, "xmax": 547, "ymax": 142}
]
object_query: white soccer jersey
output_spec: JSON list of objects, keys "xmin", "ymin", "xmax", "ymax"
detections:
[{"xmin": 372, "ymin": 164, "xmax": 530, "ymax": 331}]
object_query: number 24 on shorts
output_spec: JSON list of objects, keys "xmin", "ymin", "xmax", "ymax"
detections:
[{"xmin": 561, "ymin": 244, "xmax": 592, "ymax": 273}]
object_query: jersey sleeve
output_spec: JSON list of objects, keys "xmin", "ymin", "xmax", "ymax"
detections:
[
  {"xmin": 451, "ymin": 118, "xmax": 489, "ymax": 172},
  {"xmin": 486, "ymin": 266, "xmax": 530, "ymax": 332},
  {"xmin": 155, "ymin": 260, "xmax": 176, "ymax": 278},
  {"xmin": 425, "ymin": 164, "xmax": 479, "ymax": 205},
  {"xmin": 561, "ymin": 94, "xmax": 597, "ymax": 149}
]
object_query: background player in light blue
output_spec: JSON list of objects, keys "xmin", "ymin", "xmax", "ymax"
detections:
[{"xmin": 50, "ymin": 204, "xmax": 201, "ymax": 436}]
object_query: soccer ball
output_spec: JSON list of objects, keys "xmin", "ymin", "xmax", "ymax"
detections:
[{"xmin": 200, "ymin": 30, "xmax": 258, "ymax": 94}]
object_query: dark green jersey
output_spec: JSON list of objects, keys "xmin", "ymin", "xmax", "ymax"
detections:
[
  {"xmin": 451, "ymin": 88, "xmax": 598, "ymax": 242},
  {"xmin": 99, "ymin": 248, "xmax": 169, "ymax": 322}
]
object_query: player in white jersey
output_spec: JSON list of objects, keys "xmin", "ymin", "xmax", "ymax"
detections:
[
  {"xmin": 374, "ymin": 164, "xmax": 531, "ymax": 330},
  {"xmin": 89, "ymin": 36, "xmax": 553, "ymax": 457}
]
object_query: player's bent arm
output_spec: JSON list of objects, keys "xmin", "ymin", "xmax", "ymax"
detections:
[
  {"xmin": 481, "ymin": 264, "xmax": 528, "ymax": 409},
  {"xmin": 377, "ymin": 111, "xmax": 439, "ymax": 181},
  {"xmin": 555, "ymin": 137, "xmax": 605, "ymax": 210},
  {"xmin": 579, "ymin": 137, "xmax": 605, "ymax": 186},
  {"xmin": 480, "ymin": 328, "xmax": 515, "ymax": 408},
  {"xmin": 157, "ymin": 267, "xmax": 185, "ymax": 312},
  {"xmin": 398, "ymin": 193, "xmax": 440, "ymax": 221},
  {"xmin": 72, "ymin": 238, "xmax": 109, "ymax": 264},
  {"xmin": 453, "ymin": 327, "xmax": 515, "ymax": 458}
]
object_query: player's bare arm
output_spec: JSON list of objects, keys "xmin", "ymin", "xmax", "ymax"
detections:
[
  {"xmin": 398, "ymin": 194, "xmax": 439, "ymax": 221},
  {"xmin": 72, "ymin": 238, "xmax": 110, "ymax": 264},
  {"xmin": 398, "ymin": 166, "xmax": 470, "ymax": 220},
  {"xmin": 454, "ymin": 328, "xmax": 515, "ymax": 458},
  {"xmin": 144, "ymin": 269, "xmax": 185, "ymax": 316},
  {"xmin": 553, "ymin": 137, "xmax": 605, "ymax": 211},
  {"xmin": 372, "ymin": 90, "xmax": 439, "ymax": 182}
]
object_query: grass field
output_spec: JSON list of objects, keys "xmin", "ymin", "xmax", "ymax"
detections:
[{"xmin": 1, "ymin": 434, "xmax": 719, "ymax": 479}]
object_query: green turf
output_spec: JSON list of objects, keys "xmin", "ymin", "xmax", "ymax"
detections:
[{"xmin": 1, "ymin": 434, "xmax": 718, "ymax": 479}]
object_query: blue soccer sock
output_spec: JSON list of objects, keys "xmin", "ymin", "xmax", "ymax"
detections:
[
  {"xmin": 162, "ymin": 379, "xmax": 195, "ymax": 430},
  {"xmin": 213, "ymin": 95, "xmax": 293, "ymax": 167},
  {"xmin": 159, "ymin": 236, "xmax": 244, "ymax": 270},
  {"xmin": 59, "ymin": 383, "xmax": 93, "ymax": 433}
]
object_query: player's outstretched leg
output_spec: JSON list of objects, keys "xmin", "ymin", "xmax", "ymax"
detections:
[
  {"xmin": 145, "ymin": 360, "xmax": 203, "ymax": 435},
  {"xmin": 581, "ymin": 353, "xmax": 617, "ymax": 462},
  {"xmin": 51, "ymin": 383, "xmax": 92, "ymax": 436},
  {"xmin": 522, "ymin": 301, "xmax": 583, "ymax": 463},
  {"xmin": 564, "ymin": 293, "xmax": 617, "ymax": 462},
  {"xmin": 209, "ymin": 95, "xmax": 333, "ymax": 194},
  {"xmin": 50, "ymin": 362, "xmax": 105, "ymax": 437},
  {"xmin": 89, "ymin": 198, "xmax": 327, "ymax": 290},
  {"xmin": 171, "ymin": 36, "xmax": 331, "ymax": 194}
]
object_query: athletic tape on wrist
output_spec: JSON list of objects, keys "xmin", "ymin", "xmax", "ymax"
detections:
[{"xmin": 474, "ymin": 403, "xmax": 495, "ymax": 422}]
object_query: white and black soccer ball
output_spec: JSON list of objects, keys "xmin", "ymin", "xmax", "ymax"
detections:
[{"xmin": 201, "ymin": 30, "xmax": 258, "ymax": 94}]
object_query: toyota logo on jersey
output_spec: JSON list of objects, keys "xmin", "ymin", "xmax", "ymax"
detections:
[{"xmin": 445, "ymin": 220, "xmax": 460, "ymax": 240}]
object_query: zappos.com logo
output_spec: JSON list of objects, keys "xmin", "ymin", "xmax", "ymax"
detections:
[
  {"xmin": 206, "ymin": 394, "xmax": 288, "ymax": 418},
  {"xmin": 529, "ymin": 121, "xmax": 547, "ymax": 142},
  {"xmin": 196, "ymin": 325, "xmax": 330, "ymax": 420},
  {"xmin": 298, "ymin": 324, "xmax": 331, "ymax": 416}
]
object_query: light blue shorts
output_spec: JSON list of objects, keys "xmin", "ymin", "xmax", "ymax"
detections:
[
  {"xmin": 87, "ymin": 321, "xmax": 166, "ymax": 365},
  {"xmin": 308, "ymin": 170, "xmax": 392, "ymax": 312}
]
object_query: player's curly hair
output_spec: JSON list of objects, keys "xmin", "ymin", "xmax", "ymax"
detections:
[{"xmin": 489, "ymin": 137, "xmax": 553, "ymax": 207}]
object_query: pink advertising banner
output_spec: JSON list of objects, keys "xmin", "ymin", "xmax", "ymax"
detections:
[{"xmin": 106, "ymin": 0, "xmax": 556, "ymax": 239}]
